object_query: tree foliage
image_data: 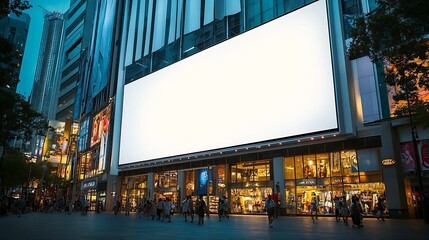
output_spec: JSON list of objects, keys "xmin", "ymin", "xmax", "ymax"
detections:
[
  {"xmin": 0, "ymin": 0, "xmax": 31, "ymax": 18},
  {"xmin": 348, "ymin": 0, "xmax": 429, "ymax": 125}
]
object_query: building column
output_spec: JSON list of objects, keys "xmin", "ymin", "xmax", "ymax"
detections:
[
  {"xmin": 178, "ymin": 170, "xmax": 185, "ymax": 202},
  {"xmin": 380, "ymin": 121, "xmax": 408, "ymax": 218},
  {"xmin": 147, "ymin": 172, "xmax": 154, "ymax": 201},
  {"xmin": 273, "ymin": 156, "xmax": 285, "ymax": 208}
]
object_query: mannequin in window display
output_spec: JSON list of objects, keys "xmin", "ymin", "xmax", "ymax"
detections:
[
  {"xmin": 304, "ymin": 164, "xmax": 315, "ymax": 178},
  {"xmin": 319, "ymin": 163, "xmax": 327, "ymax": 178}
]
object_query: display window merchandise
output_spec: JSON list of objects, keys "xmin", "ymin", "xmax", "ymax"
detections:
[
  {"xmin": 283, "ymin": 149, "xmax": 387, "ymax": 216},
  {"xmin": 121, "ymin": 175, "xmax": 148, "ymax": 212}
]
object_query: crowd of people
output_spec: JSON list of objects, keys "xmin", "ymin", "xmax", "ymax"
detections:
[{"xmin": 1, "ymin": 192, "xmax": 391, "ymax": 231}]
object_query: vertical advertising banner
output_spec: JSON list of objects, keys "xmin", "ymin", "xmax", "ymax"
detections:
[
  {"xmin": 400, "ymin": 142, "xmax": 416, "ymax": 173},
  {"xmin": 198, "ymin": 169, "xmax": 209, "ymax": 195},
  {"xmin": 90, "ymin": 105, "xmax": 111, "ymax": 172},
  {"xmin": 418, "ymin": 140, "xmax": 429, "ymax": 171},
  {"xmin": 45, "ymin": 121, "xmax": 66, "ymax": 164}
]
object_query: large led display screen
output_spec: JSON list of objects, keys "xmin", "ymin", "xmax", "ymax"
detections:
[{"xmin": 119, "ymin": 0, "xmax": 337, "ymax": 165}]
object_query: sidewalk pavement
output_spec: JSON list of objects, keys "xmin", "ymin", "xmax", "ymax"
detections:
[{"xmin": 1, "ymin": 212, "xmax": 428, "ymax": 240}]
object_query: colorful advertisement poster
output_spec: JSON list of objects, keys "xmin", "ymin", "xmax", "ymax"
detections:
[
  {"xmin": 90, "ymin": 105, "xmax": 111, "ymax": 172},
  {"xmin": 198, "ymin": 169, "xmax": 208, "ymax": 195},
  {"xmin": 400, "ymin": 142, "xmax": 416, "ymax": 173},
  {"xmin": 44, "ymin": 120, "xmax": 66, "ymax": 164},
  {"xmin": 419, "ymin": 140, "xmax": 429, "ymax": 171}
]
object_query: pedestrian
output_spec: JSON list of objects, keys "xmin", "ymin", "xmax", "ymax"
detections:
[
  {"xmin": 376, "ymin": 197, "xmax": 385, "ymax": 221},
  {"xmin": 125, "ymin": 199, "xmax": 131, "ymax": 216},
  {"xmin": 334, "ymin": 197, "xmax": 341, "ymax": 222},
  {"xmin": 114, "ymin": 200, "xmax": 121, "ymax": 216},
  {"xmin": 156, "ymin": 198, "xmax": 165, "ymax": 221},
  {"xmin": 17, "ymin": 197, "xmax": 25, "ymax": 217},
  {"xmin": 340, "ymin": 196, "xmax": 349, "ymax": 226},
  {"xmin": 218, "ymin": 199, "xmax": 224, "ymax": 221},
  {"xmin": 310, "ymin": 192, "xmax": 318, "ymax": 223},
  {"xmin": 264, "ymin": 194, "xmax": 276, "ymax": 228},
  {"xmin": 68, "ymin": 199, "xmax": 73, "ymax": 215},
  {"xmin": 182, "ymin": 196, "xmax": 190, "ymax": 222},
  {"xmin": 138, "ymin": 201, "xmax": 144, "ymax": 220},
  {"xmin": 197, "ymin": 195, "xmax": 206, "ymax": 225},
  {"xmin": 189, "ymin": 197, "xmax": 195, "ymax": 223},
  {"xmin": 350, "ymin": 196, "xmax": 362, "ymax": 229},
  {"xmin": 164, "ymin": 198, "xmax": 173, "ymax": 223}
]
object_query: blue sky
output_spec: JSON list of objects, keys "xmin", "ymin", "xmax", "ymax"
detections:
[{"xmin": 17, "ymin": 0, "xmax": 70, "ymax": 100}]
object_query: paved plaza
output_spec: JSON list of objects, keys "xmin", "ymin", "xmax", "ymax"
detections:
[{"xmin": 1, "ymin": 212, "xmax": 428, "ymax": 240}]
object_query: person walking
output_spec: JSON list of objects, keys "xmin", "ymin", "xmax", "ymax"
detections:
[
  {"xmin": 350, "ymin": 196, "xmax": 363, "ymax": 229},
  {"xmin": 310, "ymin": 192, "xmax": 318, "ymax": 223},
  {"xmin": 340, "ymin": 196, "xmax": 349, "ymax": 226},
  {"xmin": 17, "ymin": 197, "xmax": 25, "ymax": 217},
  {"xmin": 182, "ymin": 196, "xmax": 190, "ymax": 222},
  {"xmin": 334, "ymin": 197, "xmax": 341, "ymax": 222},
  {"xmin": 197, "ymin": 195, "xmax": 206, "ymax": 225},
  {"xmin": 265, "ymin": 194, "xmax": 276, "ymax": 228},
  {"xmin": 376, "ymin": 197, "xmax": 385, "ymax": 221},
  {"xmin": 164, "ymin": 198, "xmax": 172, "ymax": 223},
  {"xmin": 156, "ymin": 198, "xmax": 165, "ymax": 221},
  {"xmin": 217, "ymin": 199, "xmax": 224, "ymax": 221}
]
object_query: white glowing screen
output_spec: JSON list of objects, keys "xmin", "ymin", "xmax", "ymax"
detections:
[{"xmin": 119, "ymin": 0, "xmax": 337, "ymax": 164}]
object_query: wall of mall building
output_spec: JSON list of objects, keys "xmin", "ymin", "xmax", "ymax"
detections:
[{"xmin": 69, "ymin": 0, "xmax": 428, "ymax": 218}]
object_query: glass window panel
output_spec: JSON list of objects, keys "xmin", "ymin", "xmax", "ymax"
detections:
[
  {"xmin": 341, "ymin": 150, "xmax": 359, "ymax": 176},
  {"xmin": 330, "ymin": 152, "xmax": 342, "ymax": 176},
  {"xmin": 316, "ymin": 153, "xmax": 330, "ymax": 178},
  {"xmin": 261, "ymin": 0, "xmax": 275, "ymax": 23},
  {"xmin": 231, "ymin": 165, "xmax": 237, "ymax": 183},
  {"xmin": 295, "ymin": 156, "xmax": 304, "ymax": 179},
  {"xmin": 143, "ymin": 0, "xmax": 154, "ymax": 56},
  {"xmin": 357, "ymin": 148, "xmax": 381, "ymax": 172},
  {"xmin": 152, "ymin": 0, "xmax": 168, "ymax": 52},
  {"xmin": 284, "ymin": 157, "xmax": 295, "ymax": 179},
  {"xmin": 125, "ymin": 0, "xmax": 138, "ymax": 66},
  {"xmin": 204, "ymin": 0, "xmax": 215, "ymax": 25},
  {"xmin": 135, "ymin": 0, "xmax": 146, "ymax": 60},
  {"xmin": 303, "ymin": 154, "xmax": 316, "ymax": 178},
  {"xmin": 245, "ymin": 0, "xmax": 261, "ymax": 30},
  {"xmin": 184, "ymin": 0, "xmax": 201, "ymax": 34}
]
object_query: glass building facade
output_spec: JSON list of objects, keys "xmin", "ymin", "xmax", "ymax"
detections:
[{"xmin": 123, "ymin": 0, "xmax": 316, "ymax": 83}]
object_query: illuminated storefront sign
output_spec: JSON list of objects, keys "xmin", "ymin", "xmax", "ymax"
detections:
[{"xmin": 81, "ymin": 178, "xmax": 98, "ymax": 190}]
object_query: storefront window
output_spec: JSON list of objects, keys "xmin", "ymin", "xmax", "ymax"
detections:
[
  {"xmin": 284, "ymin": 149, "xmax": 386, "ymax": 217},
  {"xmin": 230, "ymin": 187, "xmax": 272, "ymax": 214},
  {"xmin": 316, "ymin": 153, "xmax": 330, "ymax": 178},
  {"xmin": 303, "ymin": 154, "xmax": 316, "ymax": 178},
  {"xmin": 341, "ymin": 150, "xmax": 359, "ymax": 176},
  {"xmin": 155, "ymin": 171, "xmax": 178, "ymax": 188},
  {"xmin": 330, "ymin": 152, "xmax": 342, "ymax": 177},
  {"xmin": 231, "ymin": 160, "xmax": 271, "ymax": 183},
  {"xmin": 185, "ymin": 170, "xmax": 195, "ymax": 196},
  {"xmin": 217, "ymin": 165, "xmax": 227, "ymax": 197},
  {"xmin": 285, "ymin": 180, "xmax": 296, "ymax": 214},
  {"xmin": 122, "ymin": 175, "xmax": 148, "ymax": 211},
  {"xmin": 295, "ymin": 156, "xmax": 304, "ymax": 179},
  {"xmin": 284, "ymin": 157, "xmax": 295, "ymax": 179}
]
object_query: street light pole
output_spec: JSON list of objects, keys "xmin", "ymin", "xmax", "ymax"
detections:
[{"xmin": 406, "ymin": 93, "xmax": 428, "ymax": 224}]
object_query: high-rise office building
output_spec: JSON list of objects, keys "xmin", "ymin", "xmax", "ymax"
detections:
[
  {"xmin": 30, "ymin": 11, "xmax": 63, "ymax": 118},
  {"xmin": 0, "ymin": 12, "xmax": 31, "ymax": 93}
]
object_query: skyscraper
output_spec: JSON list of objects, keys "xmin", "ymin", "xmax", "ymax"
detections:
[
  {"xmin": 30, "ymin": 11, "xmax": 63, "ymax": 118},
  {"xmin": 0, "ymin": 12, "xmax": 31, "ymax": 93}
]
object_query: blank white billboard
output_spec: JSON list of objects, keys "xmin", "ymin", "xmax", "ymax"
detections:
[{"xmin": 119, "ymin": 0, "xmax": 337, "ymax": 165}]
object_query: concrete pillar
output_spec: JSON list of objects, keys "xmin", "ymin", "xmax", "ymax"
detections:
[
  {"xmin": 380, "ymin": 121, "xmax": 408, "ymax": 218},
  {"xmin": 273, "ymin": 156, "xmax": 286, "ymax": 208},
  {"xmin": 178, "ymin": 170, "xmax": 185, "ymax": 202},
  {"xmin": 147, "ymin": 172, "xmax": 154, "ymax": 200}
]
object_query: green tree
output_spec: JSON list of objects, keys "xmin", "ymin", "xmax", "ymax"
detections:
[
  {"xmin": 348, "ymin": 0, "xmax": 429, "ymax": 126},
  {"xmin": 0, "ymin": 0, "xmax": 31, "ymax": 18}
]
